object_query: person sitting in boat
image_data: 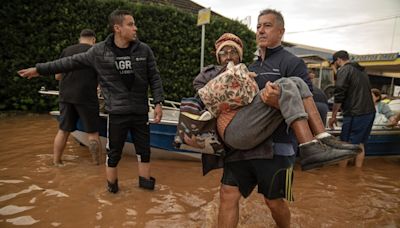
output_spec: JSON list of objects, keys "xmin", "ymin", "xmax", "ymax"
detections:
[
  {"xmin": 191, "ymin": 32, "xmax": 360, "ymax": 171},
  {"xmin": 394, "ymin": 113, "xmax": 400, "ymax": 126},
  {"xmin": 371, "ymin": 88, "xmax": 400, "ymax": 127}
]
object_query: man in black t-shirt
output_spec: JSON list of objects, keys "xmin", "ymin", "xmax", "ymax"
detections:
[
  {"xmin": 54, "ymin": 29, "xmax": 101, "ymax": 166},
  {"xmin": 18, "ymin": 10, "xmax": 164, "ymax": 193}
]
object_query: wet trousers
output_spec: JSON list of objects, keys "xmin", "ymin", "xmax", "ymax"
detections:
[{"xmin": 224, "ymin": 77, "xmax": 312, "ymax": 150}]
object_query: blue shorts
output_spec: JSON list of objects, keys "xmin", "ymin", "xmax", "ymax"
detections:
[{"xmin": 340, "ymin": 113, "xmax": 375, "ymax": 144}]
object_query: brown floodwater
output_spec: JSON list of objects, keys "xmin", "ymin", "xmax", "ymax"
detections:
[{"xmin": 0, "ymin": 114, "xmax": 399, "ymax": 227}]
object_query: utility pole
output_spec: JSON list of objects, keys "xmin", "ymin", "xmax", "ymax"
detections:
[{"xmin": 197, "ymin": 8, "xmax": 211, "ymax": 71}]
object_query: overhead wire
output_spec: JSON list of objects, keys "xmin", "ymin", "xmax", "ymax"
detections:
[{"xmin": 286, "ymin": 15, "xmax": 400, "ymax": 34}]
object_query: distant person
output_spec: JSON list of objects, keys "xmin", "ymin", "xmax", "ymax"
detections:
[
  {"xmin": 308, "ymin": 69, "xmax": 319, "ymax": 86},
  {"xmin": 371, "ymin": 88, "xmax": 399, "ymax": 126},
  {"xmin": 394, "ymin": 112, "xmax": 400, "ymax": 126},
  {"xmin": 18, "ymin": 9, "xmax": 164, "ymax": 193},
  {"xmin": 53, "ymin": 29, "xmax": 100, "ymax": 166},
  {"xmin": 308, "ymin": 70, "xmax": 329, "ymax": 124},
  {"xmin": 329, "ymin": 50, "xmax": 376, "ymax": 168}
]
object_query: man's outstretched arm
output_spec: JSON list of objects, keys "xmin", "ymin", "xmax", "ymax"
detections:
[{"xmin": 18, "ymin": 67, "xmax": 39, "ymax": 79}]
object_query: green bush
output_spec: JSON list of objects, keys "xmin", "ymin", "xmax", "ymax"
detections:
[{"xmin": 0, "ymin": 0, "xmax": 256, "ymax": 111}]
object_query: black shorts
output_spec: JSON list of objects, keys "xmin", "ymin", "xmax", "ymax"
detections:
[
  {"xmin": 108, "ymin": 114, "xmax": 150, "ymax": 159},
  {"xmin": 59, "ymin": 102, "xmax": 99, "ymax": 133},
  {"xmin": 221, "ymin": 155, "xmax": 295, "ymax": 200}
]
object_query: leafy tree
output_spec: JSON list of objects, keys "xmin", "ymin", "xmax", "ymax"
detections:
[{"xmin": 0, "ymin": 0, "xmax": 256, "ymax": 111}]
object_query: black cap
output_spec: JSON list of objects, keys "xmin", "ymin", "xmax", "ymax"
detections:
[
  {"xmin": 331, "ymin": 50, "xmax": 349, "ymax": 64},
  {"xmin": 80, "ymin": 29, "xmax": 96, "ymax": 38}
]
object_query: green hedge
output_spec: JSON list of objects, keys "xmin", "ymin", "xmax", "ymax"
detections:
[{"xmin": 0, "ymin": 0, "xmax": 256, "ymax": 112}]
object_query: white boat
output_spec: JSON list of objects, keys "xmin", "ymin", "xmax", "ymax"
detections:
[
  {"xmin": 40, "ymin": 90, "xmax": 201, "ymax": 161},
  {"xmin": 41, "ymin": 89, "xmax": 400, "ymax": 158},
  {"xmin": 327, "ymin": 112, "xmax": 400, "ymax": 156}
]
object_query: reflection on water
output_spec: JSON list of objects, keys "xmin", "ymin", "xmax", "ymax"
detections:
[{"xmin": 0, "ymin": 114, "xmax": 399, "ymax": 227}]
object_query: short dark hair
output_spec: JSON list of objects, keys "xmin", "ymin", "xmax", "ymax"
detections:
[
  {"xmin": 331, "ymin": 50, "xmax": 349, "ymax": 64},
  {"xmin": 308, "ymin": 69, "xmax": 317, "ymax": 74},
  {"xmin": 258, "ymin": 9, "xmax": 285, "ymax": 28},
  {"xmin": 108, "ymin": 9, "xmax": 132, "ymax": 32},
  {"xmin": 371, "ymin": 88, "xmax": 382, "ymax": 101},
  {"xmin": 80, "ymin": 29, "xmax": 96, "ymax": 38}
]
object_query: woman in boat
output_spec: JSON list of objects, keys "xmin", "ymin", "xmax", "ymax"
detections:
[{"xmin": 371, "ymin": 88, "xmax": 399, "ymax": 127}]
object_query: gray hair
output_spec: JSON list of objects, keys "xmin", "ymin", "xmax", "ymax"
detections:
[{"xmin": 258, "ymin": 9, "xmax": 285, "ymax": 28}]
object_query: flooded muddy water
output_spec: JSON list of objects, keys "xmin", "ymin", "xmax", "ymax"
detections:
[{"xmin": 0, "ymin": 114, "xmax": 399, "ymax": 227}]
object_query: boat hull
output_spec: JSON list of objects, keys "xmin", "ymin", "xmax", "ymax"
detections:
[
  {"xmin": 50, "ymin": 109, "xmax": 400, "ymax": 160},
  {"xmin": 50, "ymin": 111, "xmax": 201, "ymax": 161},
  {"xmin": 42, "ymin": 90, "xmax": 400, "ymax": 158},
  {"xmin": 327, "ymin": 111, "xmax": 400, "ymax": 156}
]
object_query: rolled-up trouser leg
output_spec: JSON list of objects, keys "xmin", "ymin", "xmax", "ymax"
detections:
[
  {"xmin": 224, "ymin": 77, "xmax": 311, "ymax": 150},
  {"xmin": 285, "ymin": 77, "xmax": 327, "ymax": 134},
  {"xmin": 286, "ymin": 77, "xmax": 313, "ymax": 99},
  {"xmin": 224, "ymin": 94, "xmax": 283, "ymax": 150},
  {"xmin": 276, "ymin": 77, "xmax": 309, "ymax": 126}
]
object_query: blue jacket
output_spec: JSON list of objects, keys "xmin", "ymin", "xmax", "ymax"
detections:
[{"xmin": 249, "ymin": 46, "xmax": 311, "ymax": 144}]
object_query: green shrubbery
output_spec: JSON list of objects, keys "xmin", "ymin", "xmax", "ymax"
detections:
[{"xmin": 0, "ymin": 0, "xmax": 256, "ymax": 112}]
